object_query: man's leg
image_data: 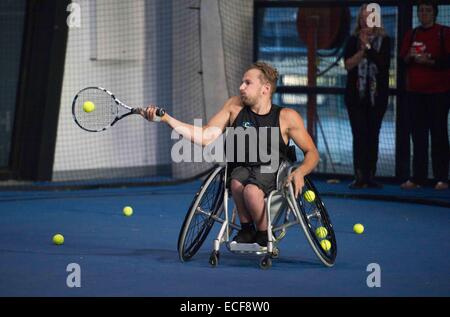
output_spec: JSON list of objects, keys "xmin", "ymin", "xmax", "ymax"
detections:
[
  {"xmin": 242, "ymin": 184, "xmax": 266, "ymax": 231},
  {"xmin": 229, "ymin": 166, "xmax": 257, "ymax": 243},
  {"xmin": 243, "ymin": 184, "xmax": 268, "ymax": 247},
  {"xmin": 230, "ymin": 179, "xmax": 252, "ymax": 224}
]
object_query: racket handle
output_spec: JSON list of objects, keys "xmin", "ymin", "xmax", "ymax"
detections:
[
  {"xmin": 153, "ymin": 108, "xmax": 166, "ymax": 122},
  {"xmin": 135, "ymin": 107, "xmax": 166, "ymax": 122}
]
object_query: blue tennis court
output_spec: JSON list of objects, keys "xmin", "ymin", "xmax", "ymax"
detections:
[{"xmin": 1, "ymin": 0, "xmax": 449, "ymax": 302}]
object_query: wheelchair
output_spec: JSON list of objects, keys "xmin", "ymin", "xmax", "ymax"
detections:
[{"xmin": 177, "ymin": 160, "xmax": 337, "ymax": 269}]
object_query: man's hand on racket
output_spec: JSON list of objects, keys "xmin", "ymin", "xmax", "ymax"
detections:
[{"xmin": 139, "ymin": 105, "xmax": 167, "ymax": 123}]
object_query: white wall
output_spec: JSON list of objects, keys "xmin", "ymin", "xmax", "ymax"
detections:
[
  {"xmin": 219, "ymin": 0, "xmax": 254, "ymax": 97},
  {"xmin": 53, "ymin": 0, "xmax": 255, "ymax": 181},
  {"xmin": 53, "ymin": 0, "xmax": 175, "ymax": 180},
  {"xmin": 171, "ymin": 0, "xmax": 211, "ymax": 179}
]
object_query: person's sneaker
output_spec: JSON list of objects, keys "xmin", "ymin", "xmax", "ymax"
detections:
[
  {"xmin": 255, "ymin": 230, "xmax": 268, "ymax": 247},
  {"xmin": 435, "ymin": 181, "xmax": 448, "ymax": 190},
  {"xmin": 233, "ymin": 227, "xmax": 256, "ymax": 244},
  {"xmin": 400, "ymin": 180, "xmax": 421, "ymax": 189}
]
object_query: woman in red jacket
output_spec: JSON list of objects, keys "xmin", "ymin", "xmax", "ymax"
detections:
[{"xmin": 399, "ymin": 0, "xmax": 450, "ymax": 190}]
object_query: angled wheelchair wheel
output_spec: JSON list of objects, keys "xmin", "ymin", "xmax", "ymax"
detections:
[
  {"xmin": 288, "ymin": 176, "xmax": 337, "ymax": 267},
  {"xmin": 178, "ymin": 166, "xmax": 225, "ymax": 262}
]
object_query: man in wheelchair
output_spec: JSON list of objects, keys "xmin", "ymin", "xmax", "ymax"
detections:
[{"xmin": 143, "ymin": 61, "xmax": 319, "ymax": 248}]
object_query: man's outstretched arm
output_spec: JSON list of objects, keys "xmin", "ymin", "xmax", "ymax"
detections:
[{"xmin": 142, "ymin": 96, "xmax": 239, "ymax": 146}]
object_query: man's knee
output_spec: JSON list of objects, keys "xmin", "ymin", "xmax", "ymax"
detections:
[
  {"xmin": 230, "ymin": 179, "xmax": 244, "ymax": 195},
  {"xmin": 243, "ymin": 184, "xmax": 264, "ymax": 199}
]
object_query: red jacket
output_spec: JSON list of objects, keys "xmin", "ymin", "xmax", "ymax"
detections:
[{"xmin": 400, "ymin": 24, "xmax": 450, "ymax": 93}]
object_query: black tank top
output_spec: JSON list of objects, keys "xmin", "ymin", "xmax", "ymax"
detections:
[{"xmin": 227, "ymin": 104, "xmax": 291, "ymax": 168}]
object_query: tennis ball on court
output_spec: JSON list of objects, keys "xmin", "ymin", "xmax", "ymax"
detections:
[
  {"xmin": 304, "ymin": 190, "xmax": 316, "ymax": 202},
  {"xmin": 353, "ymin": 223, "xmax": 364, "ymax": 234},
  {"xmin": 315, "ymin": 226, "xmax": 328, "ymax": 239},
  {"xmin": 123, "ymin": 206, "xmax": 133, "ymax": 217},
  {"xmin": 52, "ymin": 234, "xmax": 64, "ymax": 245},
  {"xmin": 83, "ymin": 101, "xmax": 95, "ymax": 113},
  {"xmin": 320, "ymin": 239, "xmax": 331, "ymax": 251}
]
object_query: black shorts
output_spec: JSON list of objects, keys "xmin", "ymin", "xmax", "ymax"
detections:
[{"xmin": 227, "ymin": 165, "xmax": 277, "ymax": 197}]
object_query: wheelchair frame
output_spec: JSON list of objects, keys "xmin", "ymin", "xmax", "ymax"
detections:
[{"xmin": 177, "ymin": 161, "xmax": 337, "ymax": 269}]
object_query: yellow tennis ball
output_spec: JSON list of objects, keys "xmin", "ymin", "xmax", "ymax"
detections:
[
  {"xmin": 52, "ymin": 234, "xmax": 64, "ymax": 245},
  {"xmin": 304, "ymin": 190, "xmax": 316, "ymax": 202},
  {"xmin": 123, "ymin": 206, "xmax": 133, "ymax": 216},
  {"xmin": 320, "ymin": 239, "xmax": 331, "ymax": 251},
  {"xmin": 353, "ymin": 223, "xmax": 364, "ymax": 234},
  {"xmin": 315, "ymin": 226, "xmax": 328, "ymax": 239},
  {"xmin": 83, "ymin": 101, "xmax": 95, "ymax": 113}
]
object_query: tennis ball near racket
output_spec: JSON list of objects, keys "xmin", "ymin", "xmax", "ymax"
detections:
[
  {"xmin": 315, "ymin": 226, "xmax": 328, "ymax": 239},
  {"xmin": 123, "ymin": 206, "xmax": 133, "ymax": 217},
  {"xmin": 304, "ymin": 190, "xmax": 316, "ymax": 202},
  {"xmin": 320, "ymin": 239, "xmax": 331, "ymax": 251},
  {"xmin": 52, "ymin": 233, "xmax": 64, "ymax": 245},
  {"xmin": 353, "ymin": 223, "xmax": 364, "ymax": 234},
  {"xmin": 83, "ymin": 101, "xmax": 95, "ymax": 113}
]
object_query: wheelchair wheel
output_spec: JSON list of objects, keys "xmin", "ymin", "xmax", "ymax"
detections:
[
  {"xmin": 288, "ymin": 176, "xmax": 337, "ymax": 267},
  {"xmin": 178, "ymin": 166, "xmax": 225, "ymax": 262}
]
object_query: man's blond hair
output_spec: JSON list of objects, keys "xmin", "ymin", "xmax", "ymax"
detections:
[{"xmin": 246, "ymin": 61, "xmax": 279, "ymax": 96}]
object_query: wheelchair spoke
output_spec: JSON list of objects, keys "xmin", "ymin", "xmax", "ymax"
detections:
[{"xmin": 306, "ymin": 208, "xmax": 321, "ymax": 221}]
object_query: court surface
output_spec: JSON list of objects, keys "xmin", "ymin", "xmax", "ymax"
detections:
[{"xmin": 0, "ymin": 180, "xmax": 449, "ymax": 297}]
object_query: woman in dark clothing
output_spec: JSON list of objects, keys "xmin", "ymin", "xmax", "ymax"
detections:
[{"xmin": 344, "ymin": 4, "xmax": 391, "ymax": 189}]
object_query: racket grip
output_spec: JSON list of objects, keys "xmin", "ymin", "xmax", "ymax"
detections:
[
  {"xmin": 153, "ymin": 108, "xmax": 166, "ymax": 122},
  {"xmin": 135, "ymin": 107, "xmax": 166, "ymax": 122}
]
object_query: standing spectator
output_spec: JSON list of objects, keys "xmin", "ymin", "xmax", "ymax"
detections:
[
  {"xmin": 399, "ymin": 0, "xmax": 449, "ymax": 190},
  {"xmin": 344, "ymin": 4, "xmax": 391, "ymax": 189}
]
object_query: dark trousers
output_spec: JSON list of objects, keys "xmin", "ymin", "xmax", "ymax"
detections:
[
  {"xmin": 408, "ymin": 91, "xmax": 450, "ymax": 184},
  {"xmin": 346, "ymin": 98, "xmax": 387, "ymax": 180}
]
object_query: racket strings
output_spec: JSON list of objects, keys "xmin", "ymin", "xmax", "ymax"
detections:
[{"xmin": 73, "ymin": 89, "xmax": 118, "ymax": 131}]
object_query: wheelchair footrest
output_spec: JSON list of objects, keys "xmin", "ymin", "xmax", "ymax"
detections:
[{"xmin": 228, "ymin": 241, "xmax": 267, "ymax": 254}]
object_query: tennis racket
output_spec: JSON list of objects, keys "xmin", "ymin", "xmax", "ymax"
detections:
[{"xmin": 72, "ymin": 86, "xmax": 166, "ymax": 132}]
